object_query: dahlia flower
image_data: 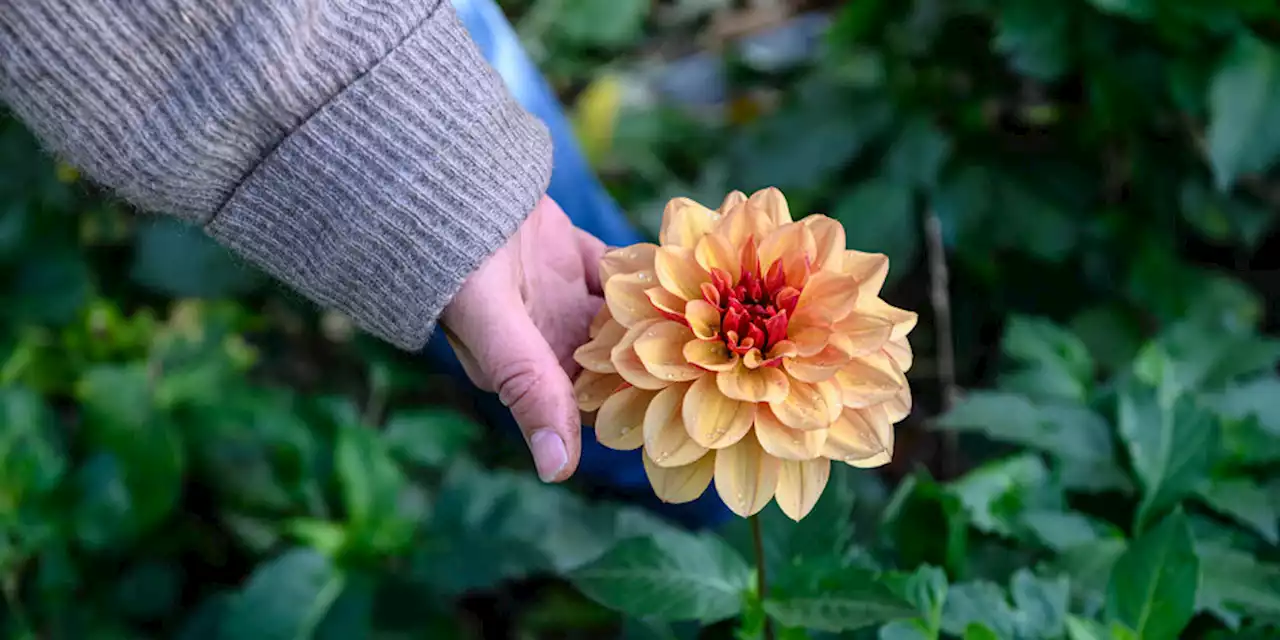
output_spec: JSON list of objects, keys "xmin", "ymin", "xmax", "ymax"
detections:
[{"xmin": 573, "ymin": 188, "xmax": 915, "ymax": 521}]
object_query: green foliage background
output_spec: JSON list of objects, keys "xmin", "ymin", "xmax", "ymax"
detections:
[{"xmin": 3, "ymin": 0, "xmax": 1280, "ymax": 638}]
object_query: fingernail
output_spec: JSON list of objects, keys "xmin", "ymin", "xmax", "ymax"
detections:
[{"xmin": 530, "ymin": 430, "xmax": 568, "ymax": 482}]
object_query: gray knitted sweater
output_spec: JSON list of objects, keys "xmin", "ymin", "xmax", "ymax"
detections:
[{"xmin": 0, "ymin": 0, "xmax": 553, "ymax": 351}]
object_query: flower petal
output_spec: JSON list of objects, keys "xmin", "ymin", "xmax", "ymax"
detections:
[
  {"xmin": 643, "ymin": 383, "xmax": 709, "ymax": 467},
  {"xmin": 717, "ymin": 362, "xmax": 789, "ymax": 403},
  {"xmin": 695, "ymin": 232, "xmax": 741, "ymax": 283},
  {"xmin": 684, "ymin": 339, "xmax": 740, "ymax": 372},
  {"xmin": 659, "ymin": 198, "xmax": 719, "ymax": 248},
  {"xmin": 610, "ymin": 319, "xmax": 669, "ymax": 390},
  {"xmin": 755, "ymin": 404, "xmax": 827, "ymax": 460},
  {"xmin": 884, "ymin": 386, "xmax": 913, "ymax": 424},
  {"xmin": 605, "ymin": 271, "xmax": 662, "ymax": 327},
  {"xmin": 574, "ymin": 371, "xmax": 624, "ymax": 413},
  {"xmin": 748, "ymin": 187, "xmax": 793, "ymax": 227},
  {"xmin": 596, "ymin": 385, "xmax": 655, "ymax": 450},
  {"xmin": 802, "ymin": 215, "xmax": 845, "ymax": 272},
  {"xmin": 842, "ymin": 250, "xmax": 889, "ymax": 297},
  {"xmin": 830, "ymin": 313, "xmax": 893, "ymax": 358},
  {"xmin": 884, "ymin": 337, "xmax": 914, "ymax": 372},
  {"xmin": 856, "ymin": 296, "xmax": 918, "ymax": 340},
  {"xmin": 783, "ymin": 343, "xmax": 852, "ymax": 383},
  {"xmin": 835, "ymin": 353, "xmax": 905, "ymax": 408},
  {"xmin": 757, "ymin": 222, "xmax": 816, "ymax": 276},
  {"xmin": 716, "ymin": 200, "xmax": 776, "ymax": 247},
  {"xmin": 634, "ymin": 321, "xmax": 703, "ymax": 382},
  {"xmin": 685, "ymin": 300, "xmax": 721, "ymax": 340},
  {"xmin": 645, "ymin": 286, "xmax": 687, "ymax": 324},
  {"xmin": 775, "ymin": 458, "xmax": 831, "ymax": 521},
  {"xmin": 792, "ymin": 270, "xmax": 861, "ymax": 328},
  {"xmin": 683, "ymin": 374, "xmax": 756, "ymax": 448},
  {"xmin": 600, "ymin": 243, "xmax": 658, "ymax": 283},
  {"xmin": 714, "ymin": 434, "xmax": 780, "ymax": 517},
  {"xmin": 769, "ymin": 378, "xmax": 835, "ymax": 431},
  {"xmin": 644, "ymin": 453, "xmax": 715, "ymax": 504},
  {"xmin": 789, "ymin": 326, "xmax": 831, "ymax": 357},
  {"xmin": 589, "ymin": 304, "xmax": 613, "ymax": 338},
  {"xmin": 655, "ymin": 246, "xmax": 710, "ymax": 301},
  {"xmin": 717, "ymin": 190, "xmax": 747, "ymax": 214},
  {"xmin": 574, "ymin": 320, "xmax": 628, "ymax": 373},
  {"xmin": 823, "ymin": 406, "xmax": 893, "ymax": 468}
]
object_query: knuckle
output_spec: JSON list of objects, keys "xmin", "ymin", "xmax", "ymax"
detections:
[{"xmin": 493, "ymin": 361, "xmax": 545, "ymax": 412}]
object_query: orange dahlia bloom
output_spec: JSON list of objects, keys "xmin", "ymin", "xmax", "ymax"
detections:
[{"xmin": 573, "ymin": 188, "xmax": 915, "ymax": 521}]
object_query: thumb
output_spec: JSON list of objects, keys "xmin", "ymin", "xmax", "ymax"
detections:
[{"xmin": 447, "ymin": 300, "xmax": 581, "ymax": 483}]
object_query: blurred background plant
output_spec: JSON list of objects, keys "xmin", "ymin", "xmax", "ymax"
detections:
[{"xmin": 3, "ymin": 0, "xmax": 1280, "ymax": 638}]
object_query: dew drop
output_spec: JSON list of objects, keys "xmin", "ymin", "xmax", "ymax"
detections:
[
  {"xmin": 637, "ymin": 272, "xmax": 651, "ymax": 281},
  {"xmin": 791, "ymin": 438, "xmax": 802, "ymax": 446}
]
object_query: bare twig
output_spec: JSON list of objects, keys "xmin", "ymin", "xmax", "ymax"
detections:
[{"xmin": 925, "ymin": 210, "xmax": 959, "ymax": 477}]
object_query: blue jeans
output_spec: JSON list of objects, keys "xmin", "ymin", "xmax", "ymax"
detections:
[{"xmin": 420, "ymin": 0, "xmax": 731, "ymax": 529}]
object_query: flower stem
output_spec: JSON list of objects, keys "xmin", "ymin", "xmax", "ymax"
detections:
[{"xmin": 750, "ymin": 515, "xmax": 774, "ymax": 640}]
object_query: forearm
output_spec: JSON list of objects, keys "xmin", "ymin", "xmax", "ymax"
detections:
[{"xmin": 0, "ymin": 0, "xmax": 552, "ymax": 349}]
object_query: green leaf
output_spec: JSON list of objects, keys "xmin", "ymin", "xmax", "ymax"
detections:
[
  {"xmin": 1069, "ymin": 306, "xmax": 1144, "ymax": 373},
  {"xmin": 1196, "ymin": 544, "xmax": 1280, "ymax": 626},
  {"xmin": 1179, "ymin": 181, "xmax": 1275, "ymax": 249},
  {"xmin": 1193, "ymin": 477, "xmax": 1278, "ymax": 544},
  {"xmin": 418, "ymin": 463, "xmax": 680, "ymax": 595},
  {"xmin": 218, "ymin": 549, "xmax": 347, "ymax": 640},
  {"xmin": 1056, "ymin": 539, "xmax": 1127, "ymax": 613},
  {"xmin": 1134, "ymin": 321, "xmax": 1280, "ymax": 397},
  {"xmin": 993, "ymin": 0, "xmax": 1071, "ymax": 81},
  {"xmin": 949, "ymin": 454, "xmax": 1061, "ymax": 537},
  {"xmin": 764, "ymin": 567, "xmax": 917, "ymax": 633},
  {"xmin": 881, "ymin": 565, "xmax": 947, "ymax": 639},
  {"xmin": 1023, "ymin": 510, "xmax": 1124, "ymax": 553},
  {"xmin": 731, "ymin": 84, "xmax": 891, "ymax": 192},
  {"xmin": 381, "ymin": 408, "xmax": 479, "ymax": 468},
  {"xmin": 1209, "ymin": 376, "xmax": 1280, "ymax": 435},
  {"xmin": 1064, "ymin": 616, "xmax": 1111, "ymax": 640},
  {"xmin": 882, "ymin": 473, "xmax": 970, "ymax": 575},
  {"xmin": 942, "ymin": 570, "xmax": 1070, "ymax": 639},
  {"xmin": 555, "ymin": 0, "xmax": 651, "ymax": 48},
  {"xmin": 0, "ymin": 387, "xmax": 65, "ymax": 519},
  {"xmin": 885, "ymin": 117, "xmax": 952, "ymax": 189},
  {"xmin": 1002, "ymin": 316, "xmax": 1093, "ymax": 388},
  {"xmin": 3, "ymin": 250, "xmax": 92, "ymax": 325},
  {"xmin": 935, "ymin": 392, "xmax": 1121, "ymax": 490},
  {"xmin": 1086, "ymin": 0, "xmax": 1154, "ymax": 19},
  {"xmin": 1105, "ymin": 510, "xmax": 1198, "ymax": 640},
  {"xmin": 334, "ymin": 421, "xmax": 415, "ymax": 555},
  {"xmin": 933, "ymin": 165, "xmax": 1078, "ymax": 263},
  {"xmin": 963, "ymin": 623, "xmax": 1001, "ymax": 640},
  {"xmin": 76, "ymin": 364, "xmax": 184, "ymax": 537},
  {"xmin": 1118, "ymin": 384, "xmax": 1217, "ymax": 531},
  {"xmin": 833, "ymin": 177, "xmax": 918, "ymax": 282},
  {"xmin": 1207, "ymin": 36, "xmax": 1280, "ymax": 189},
  {"xmin": 569, "ymin": 531, "xmax": 751, "ymax": 623},
  {"xmin": 130, "ymin": 218, "xmax": 261, "ymax": 298}
]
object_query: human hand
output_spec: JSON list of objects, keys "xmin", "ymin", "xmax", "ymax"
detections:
[{"xmin": 442, "ymin": 196, "xmax": 606, "ymax": 482}]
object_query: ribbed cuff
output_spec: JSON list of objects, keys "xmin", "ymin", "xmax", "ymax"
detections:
[{"xmin": 207, "ymin": 6, "xmax": 552, "ymax": 351}]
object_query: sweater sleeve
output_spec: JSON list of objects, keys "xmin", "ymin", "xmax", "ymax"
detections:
[{"xmin": 0, "ymin": 0, "xmax": 552, "ymax": 350}]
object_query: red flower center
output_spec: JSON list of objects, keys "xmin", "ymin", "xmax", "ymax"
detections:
[{"xmin": 700, "ymin": 237, "xmax": 804, "ymax": 366}]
